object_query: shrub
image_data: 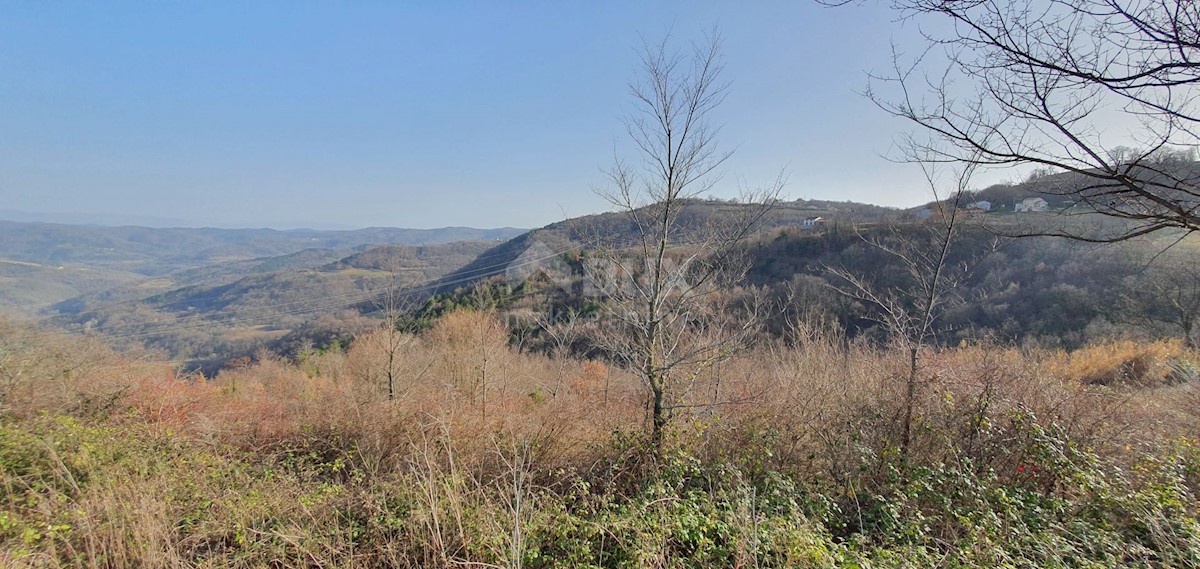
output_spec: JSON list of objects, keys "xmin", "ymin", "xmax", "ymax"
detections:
[
  {"xmin": 4, "ymin": 318, "xmax": 1200, "ymax": 567},
  {"xmin": 1048, "ymin": 339, "xmax": 1183, "ymax": 387}
]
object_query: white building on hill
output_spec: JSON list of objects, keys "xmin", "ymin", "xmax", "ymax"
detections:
[{"xmin": 1014, "ymin": 197, "xmax": 1049, "ymax": 212}]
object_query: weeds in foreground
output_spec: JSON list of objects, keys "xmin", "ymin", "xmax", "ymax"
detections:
[{"xmin": 1, "ymin": 317, "xmax": 1198, "ymax": 567}]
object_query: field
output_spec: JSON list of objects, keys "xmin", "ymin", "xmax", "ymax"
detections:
[{"xmin": 2, "ymin": 314, "xmax": 1197, "ymax": 568}]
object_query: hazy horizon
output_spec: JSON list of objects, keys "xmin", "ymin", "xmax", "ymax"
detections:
[{"xmin": 0, "ymin": 208, "xmax": 534, "ymax": 231}]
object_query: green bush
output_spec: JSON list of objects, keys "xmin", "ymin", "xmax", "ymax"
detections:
[{"xmin": 1, "ymin": 411, "xmax": 1197, "ymax": 567}]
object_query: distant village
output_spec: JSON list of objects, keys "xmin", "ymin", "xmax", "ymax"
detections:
[{"xmin": 966, "ymin": 197, "xmax": 1050, "ymax": 213}]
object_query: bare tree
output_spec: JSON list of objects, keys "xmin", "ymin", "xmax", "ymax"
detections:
[
  {"xmin": 586, "ymin": 32, "xmax": 783, "ymax": 448},
  {"xmin": 535, "ymin": 309, "xmax": 580, "ymax": 399},
  {"xmin": 363, "ymin": 256, "xmax": 419, "ymax": 401},
  {"xmin": 857, "ymin": 0, "xmax": 1199, "ymax": 241},
  {"xmin": 1122, "ymin": 250, "xmax": 1200, "ymax": 348},
  {"xmin": 829, "ymin": 162, "xmax": 983, "ymax": 455}
]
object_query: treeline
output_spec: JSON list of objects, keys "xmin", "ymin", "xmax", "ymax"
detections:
[
  {"xmin": 436, "ymin": 222, "xmax": 1199, "ymax": 358},
  {"xmin": 748, "ymin": 223, "xmax": 1194, "ymax": 349}
]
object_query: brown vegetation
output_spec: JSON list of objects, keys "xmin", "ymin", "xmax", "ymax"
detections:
[{"xmin": 2, "ymin": 312, "xmax": 1199, "ymax": 566}]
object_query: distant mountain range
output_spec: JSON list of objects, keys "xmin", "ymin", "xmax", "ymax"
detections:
[
  {"xmin": 0, "ymin": 220, "xmax": 525, "ymax": 318},
  {"xmin": 0, "ymin": 209, "xmax": 369, "ymax": 229},
  {"xmin": 0, "ymin": 220, "xmax": 526, "ymax": 275}
]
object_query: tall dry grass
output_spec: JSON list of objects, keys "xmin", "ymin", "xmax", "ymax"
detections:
[{"xmin": 1, "ymin": 312, "xmax": 1198, "ymax": 567}]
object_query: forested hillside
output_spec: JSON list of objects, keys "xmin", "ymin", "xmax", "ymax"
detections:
[
  {"xmin": 29, "ymin": 195, "xmax": 1198, "ymax": 373},
  {"xmin": 408, "ymin": 215, "xmax": 1198, "ymax": 357},
  {"xmin": 744, "ymin": 224, "xmax": 1188, "ymax": 349}
]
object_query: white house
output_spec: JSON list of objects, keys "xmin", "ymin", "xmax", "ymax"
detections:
[
  {"xmin": 801, "ymin": 216, "xmax": 826, "ymax": 228},
  {"xmin": 1014, "ymin": 197, "xmax": 1049, "ymax": 212},
  {"xmin": 967, "ymin": 200, "xmax": 992, "ymax": 211}
]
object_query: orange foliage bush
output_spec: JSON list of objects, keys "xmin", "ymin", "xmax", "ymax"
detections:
[
  {"xmin": 571, "ymin": 359, "xmax": 608, "ymax": 397},
  {"xmin": 5, "ymin": 313, "xmax": 1198, "ymax": 490}
]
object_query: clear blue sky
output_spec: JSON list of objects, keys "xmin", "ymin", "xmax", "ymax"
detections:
[{"xmin": 0, "ymin": 1, "xmax": 975, "ymax": 230}]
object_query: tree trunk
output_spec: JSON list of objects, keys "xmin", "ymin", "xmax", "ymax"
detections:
[
  {"xmin": 651, "ymin": 379, "xmax": 666, "ymax": 451},
  {"xmin": 901, "ymin": 346, "xmax": 918, "ymax": 457},
  {"xmin": 386, "ymin": 342, "xmax": 395, "ymax": 401}
]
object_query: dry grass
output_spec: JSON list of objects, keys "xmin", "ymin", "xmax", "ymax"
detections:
[
  {"xmin": 2, "ymin": 313, "xmax": 1198, "ymax": 567},
  {"xmin": 6, "ymin": 312, "xmax": 1196, "ymax": 482},
  {"xmin": 1045, "ymin": 339, "xmax": 1188, "ymax": 387}
]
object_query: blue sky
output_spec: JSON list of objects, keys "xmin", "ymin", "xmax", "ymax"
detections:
[{"xmin": 0, "ymin": 1, "xmax": 974, "ymax": 229}]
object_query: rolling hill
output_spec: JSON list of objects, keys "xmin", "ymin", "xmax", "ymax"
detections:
[
  {"xmin": 0, "ymin": 220, "xmax": 526, "ymax": 275},
  {"xmin": 0, "ymin": 220, "xmax": 526, "ymax": 317},
  {"xmin": 22, "ymin": 188, "xmax": 1179, "ymax": 370}
]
